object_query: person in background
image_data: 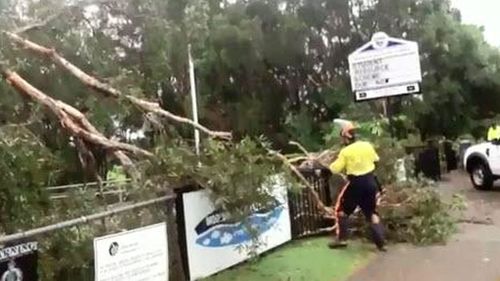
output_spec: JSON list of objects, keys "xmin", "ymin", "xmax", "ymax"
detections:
[
  {"xmin": 328, "ymin": 121, "xmax": 386, "ymax": 252},
  {"xmin": 487, "ymin": 121, "xmax": 500, "ymax": 142}
]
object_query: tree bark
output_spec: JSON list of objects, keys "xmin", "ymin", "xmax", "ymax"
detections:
[{"xmin": 5, "ymin": 31, "xmax": 232, "ymax": 140}]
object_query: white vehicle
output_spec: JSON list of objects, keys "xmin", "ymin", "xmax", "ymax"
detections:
[{"xmin": 464, "ymin": 141, "xmax": 500, "ymax": 190}]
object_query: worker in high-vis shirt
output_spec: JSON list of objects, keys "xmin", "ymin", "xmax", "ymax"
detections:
[
  {"xmin": 487, "ymin": 122, "xmax": 500, "ymax": 142},
  {"xmin": 328, "ymin": 121, "xmax": 386, "ymax": 251}
]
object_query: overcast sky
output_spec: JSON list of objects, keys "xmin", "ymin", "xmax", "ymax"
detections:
[{"xmin": 452, "ymin": 0, "xmax": 500, "ymax": 46}]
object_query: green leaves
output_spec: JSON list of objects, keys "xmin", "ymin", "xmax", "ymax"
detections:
[
  {"xmin": 382, "ymin": 179, "xmax": 466, "ymax": 245},
  {"xmin": 0, "ymin": 126, "xmax": 59, "ymax": 232},
  {"xmin": 144, "ymin": 136, "xmax": 299, "ymax": 223}
]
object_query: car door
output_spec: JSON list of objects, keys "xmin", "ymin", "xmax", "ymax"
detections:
[{"xmin": 487, "ymin": 142, "xmax": 500, "ymax": 175}]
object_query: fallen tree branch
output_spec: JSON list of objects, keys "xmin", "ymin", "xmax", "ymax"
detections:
[
  {"xmin": 268, "ymin": 149, "xmax": 334, "ymax": 216},
  {"xmin": 287, "ymin": 156, "xmax": 308, "ymax": 164},
  {"xmin": 4, "ymin": 32, "xmax": 232, "ymax": 140},
  {"xmin": 1, "ymin": 68, "xmax": 154, "ymax": 160},
  {"xmin": 289, "ymin": 141, "xmax": 311, "ymax": 157},
  {"xmin": 54, "ymin": 100, "xmax": 140, "ymax": 177},
  {"xmin": 458, "ymin": 217, "xmax": 494, "ymax": 225},
  {"xmin": 74, "ymin": 137, "xmax": 104, "ymax": 185}
]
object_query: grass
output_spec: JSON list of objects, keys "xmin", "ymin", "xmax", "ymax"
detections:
[{"xmin": 204, "ymin": 237, "xmax": 374, "ymax": 281}]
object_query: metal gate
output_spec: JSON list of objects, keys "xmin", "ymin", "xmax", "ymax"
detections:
[{"xmin": 288, "ymin": 168, "xmax": 336, "ymax": 238}]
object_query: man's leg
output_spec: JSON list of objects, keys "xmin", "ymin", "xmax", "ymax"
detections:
[
  {"xmin": 329, "ymin": 211, "xmax": 350, "ymax": 248},
  {"xmin": 329, "ymin": 183, "xmax": 355, "ymax": 249},
  {"xmin": 359, "ymin": 178, "xmax": 386, "ymax": 251},
  {"xmin": 368, "ymin": 213, "xmax": 386, "ymax": 251}
]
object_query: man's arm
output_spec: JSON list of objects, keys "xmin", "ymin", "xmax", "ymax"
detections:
[{"xmin": 329, "ymin": 151, "xmax": 346, "ymax": 174}]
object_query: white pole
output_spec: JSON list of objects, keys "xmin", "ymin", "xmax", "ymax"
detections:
[{"xmin": 188, "ymin": 44, "xmax": 200, "ymax": 155}]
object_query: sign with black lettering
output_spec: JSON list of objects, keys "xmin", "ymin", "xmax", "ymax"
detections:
[
  {"xmin": 94, "ymin": 223, "xmax": 168, "ymax": 281},
  {"xmin": 0, "ymin": 242, "xmax": 38, "ymax": 281},
  {"xmin": 349, "ymin": 32, "xmax": 422, "ymax": 101}
]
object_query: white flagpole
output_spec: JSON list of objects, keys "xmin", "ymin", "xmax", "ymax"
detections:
[{"xmin": 188, "ymin": 44, "xmax": 200, "ymax": 155}]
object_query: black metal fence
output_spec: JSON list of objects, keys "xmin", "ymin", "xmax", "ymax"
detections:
[{"xmin": 288, "ymin": 168, "xmax": 335, "ymax": 239}]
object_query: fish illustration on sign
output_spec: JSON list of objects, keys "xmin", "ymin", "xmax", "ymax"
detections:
[{"xmin": 194, "ymin": 200, "xmax": 284, "ymax": 248}]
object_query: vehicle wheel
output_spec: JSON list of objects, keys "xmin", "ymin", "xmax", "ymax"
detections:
[{"xmin": 470, "ymin": 163, "xmax": 494, "ymax": 190}]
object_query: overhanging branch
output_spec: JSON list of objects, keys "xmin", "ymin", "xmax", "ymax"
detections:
[
  {"xmin": 4, "ymin": 32, "xmax": 232, "ymax": 140},
  {"xmin": 0, "ymin": 68, "xmax": 154, "ymax": 160}
]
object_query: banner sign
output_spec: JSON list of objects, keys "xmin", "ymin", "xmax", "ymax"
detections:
[
  {"xmin": 94, "ymin": 223, "xmax": 168, "ymax": 281},
  {"xmin": 183, "ymin": 176, "xmax": 292, "ymax": 280},
  {"xmin": 0, "ymin": 241, "xmax": 38, "ymax": 281},
  {"xmin": 348, "ymin": 32, "xmax": 422, "ymax": 101}
]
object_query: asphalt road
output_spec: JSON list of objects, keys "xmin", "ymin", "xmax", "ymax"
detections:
[{"xmin": 348, "ymin": 171, "xmax": 500, "ymax": 281}]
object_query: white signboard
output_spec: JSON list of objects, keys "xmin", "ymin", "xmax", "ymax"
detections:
[
  {"xmin": 94, "ymin": 223, "xmax": 168, "ymax": 281},
  {"xmin": 183, "ymin": 176, "xmax": 292, "ymax": 280},
  {"xmin": 348, "ymin": 32, "xmax": 422, "ymax": 101}
]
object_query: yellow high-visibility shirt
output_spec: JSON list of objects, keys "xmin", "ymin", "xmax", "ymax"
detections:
[
  {"xmin": 329, "ymin": 141, "xmax": 379, "ymax": 176},
  {"xmin": 488, "ymin": 126, "xmax": 500, "ymax": 141}
]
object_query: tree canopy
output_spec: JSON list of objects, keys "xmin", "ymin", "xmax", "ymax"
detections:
[{"xmin": 2, "ymin": 0, "xmax": 500, "ymax": 154}]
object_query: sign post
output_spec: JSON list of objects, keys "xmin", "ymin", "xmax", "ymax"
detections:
[{"xmin": 348, "ymin": 32, "xmax": 422, "ymax": 138}]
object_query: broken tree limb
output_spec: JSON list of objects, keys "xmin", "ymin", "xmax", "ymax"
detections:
[
  {"xmin": 74, "ymin": 137, "xmax": 104, "ymax": 184},
  {"xmin": 268, "ymin": 149, "xmax": 334, "ymax": 216},
  {"xmin": 4, "ymin": 31, "xmax": 232, "ymax": 140},
  {"xmin": 289, "ymin": 141, "xmax": 311, "ymax": 157},
  {"xmin": 1, "ymin": 68, "xmax": 154, "ymax": 160},
  {"xmin": 53, "ymin": 100, "xmax": 140, "ymax": 178}
]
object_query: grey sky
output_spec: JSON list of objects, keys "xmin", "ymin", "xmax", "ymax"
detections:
[{"xmin": 453, "ymin": 0, "xmax": 500, "ymax": 46}]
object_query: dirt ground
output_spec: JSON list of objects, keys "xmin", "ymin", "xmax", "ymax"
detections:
[{"xmin": 348, "ymin": 171, "xmax": 500, "ymax": 281}]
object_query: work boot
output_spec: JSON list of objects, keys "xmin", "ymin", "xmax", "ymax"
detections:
[
  {"xmin": 328, "ymin": 216, "xmax": 350, "ymax": 249},
  {"xmin": 337, "ymin": 216, "xmax": 349, "ymax": 241},
  {"xmin": 370, "ymin": 223, "xmax": 386, "ymax": 252}
]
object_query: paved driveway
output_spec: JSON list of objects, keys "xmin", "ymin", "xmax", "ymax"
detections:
[{"xmin": 348, "ymin": 172, "xmax": 500, "ymax": 281}]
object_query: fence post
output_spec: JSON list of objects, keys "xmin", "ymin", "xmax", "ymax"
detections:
[{"xmin": 165, "ymin": 192, "xmax": 187, "ymax": 281}]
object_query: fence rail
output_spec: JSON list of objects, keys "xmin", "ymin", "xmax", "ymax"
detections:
[
  {"xmin": 45, "ymin": 179, "xmax": 131, "ymax": 191},
  {"xmin": 46, "ymin": 179, "xmax": 131, "ymax": 200},
  {"xmin": 0, "ymin": 194, "xmax": 175, "ymax": 244}
]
